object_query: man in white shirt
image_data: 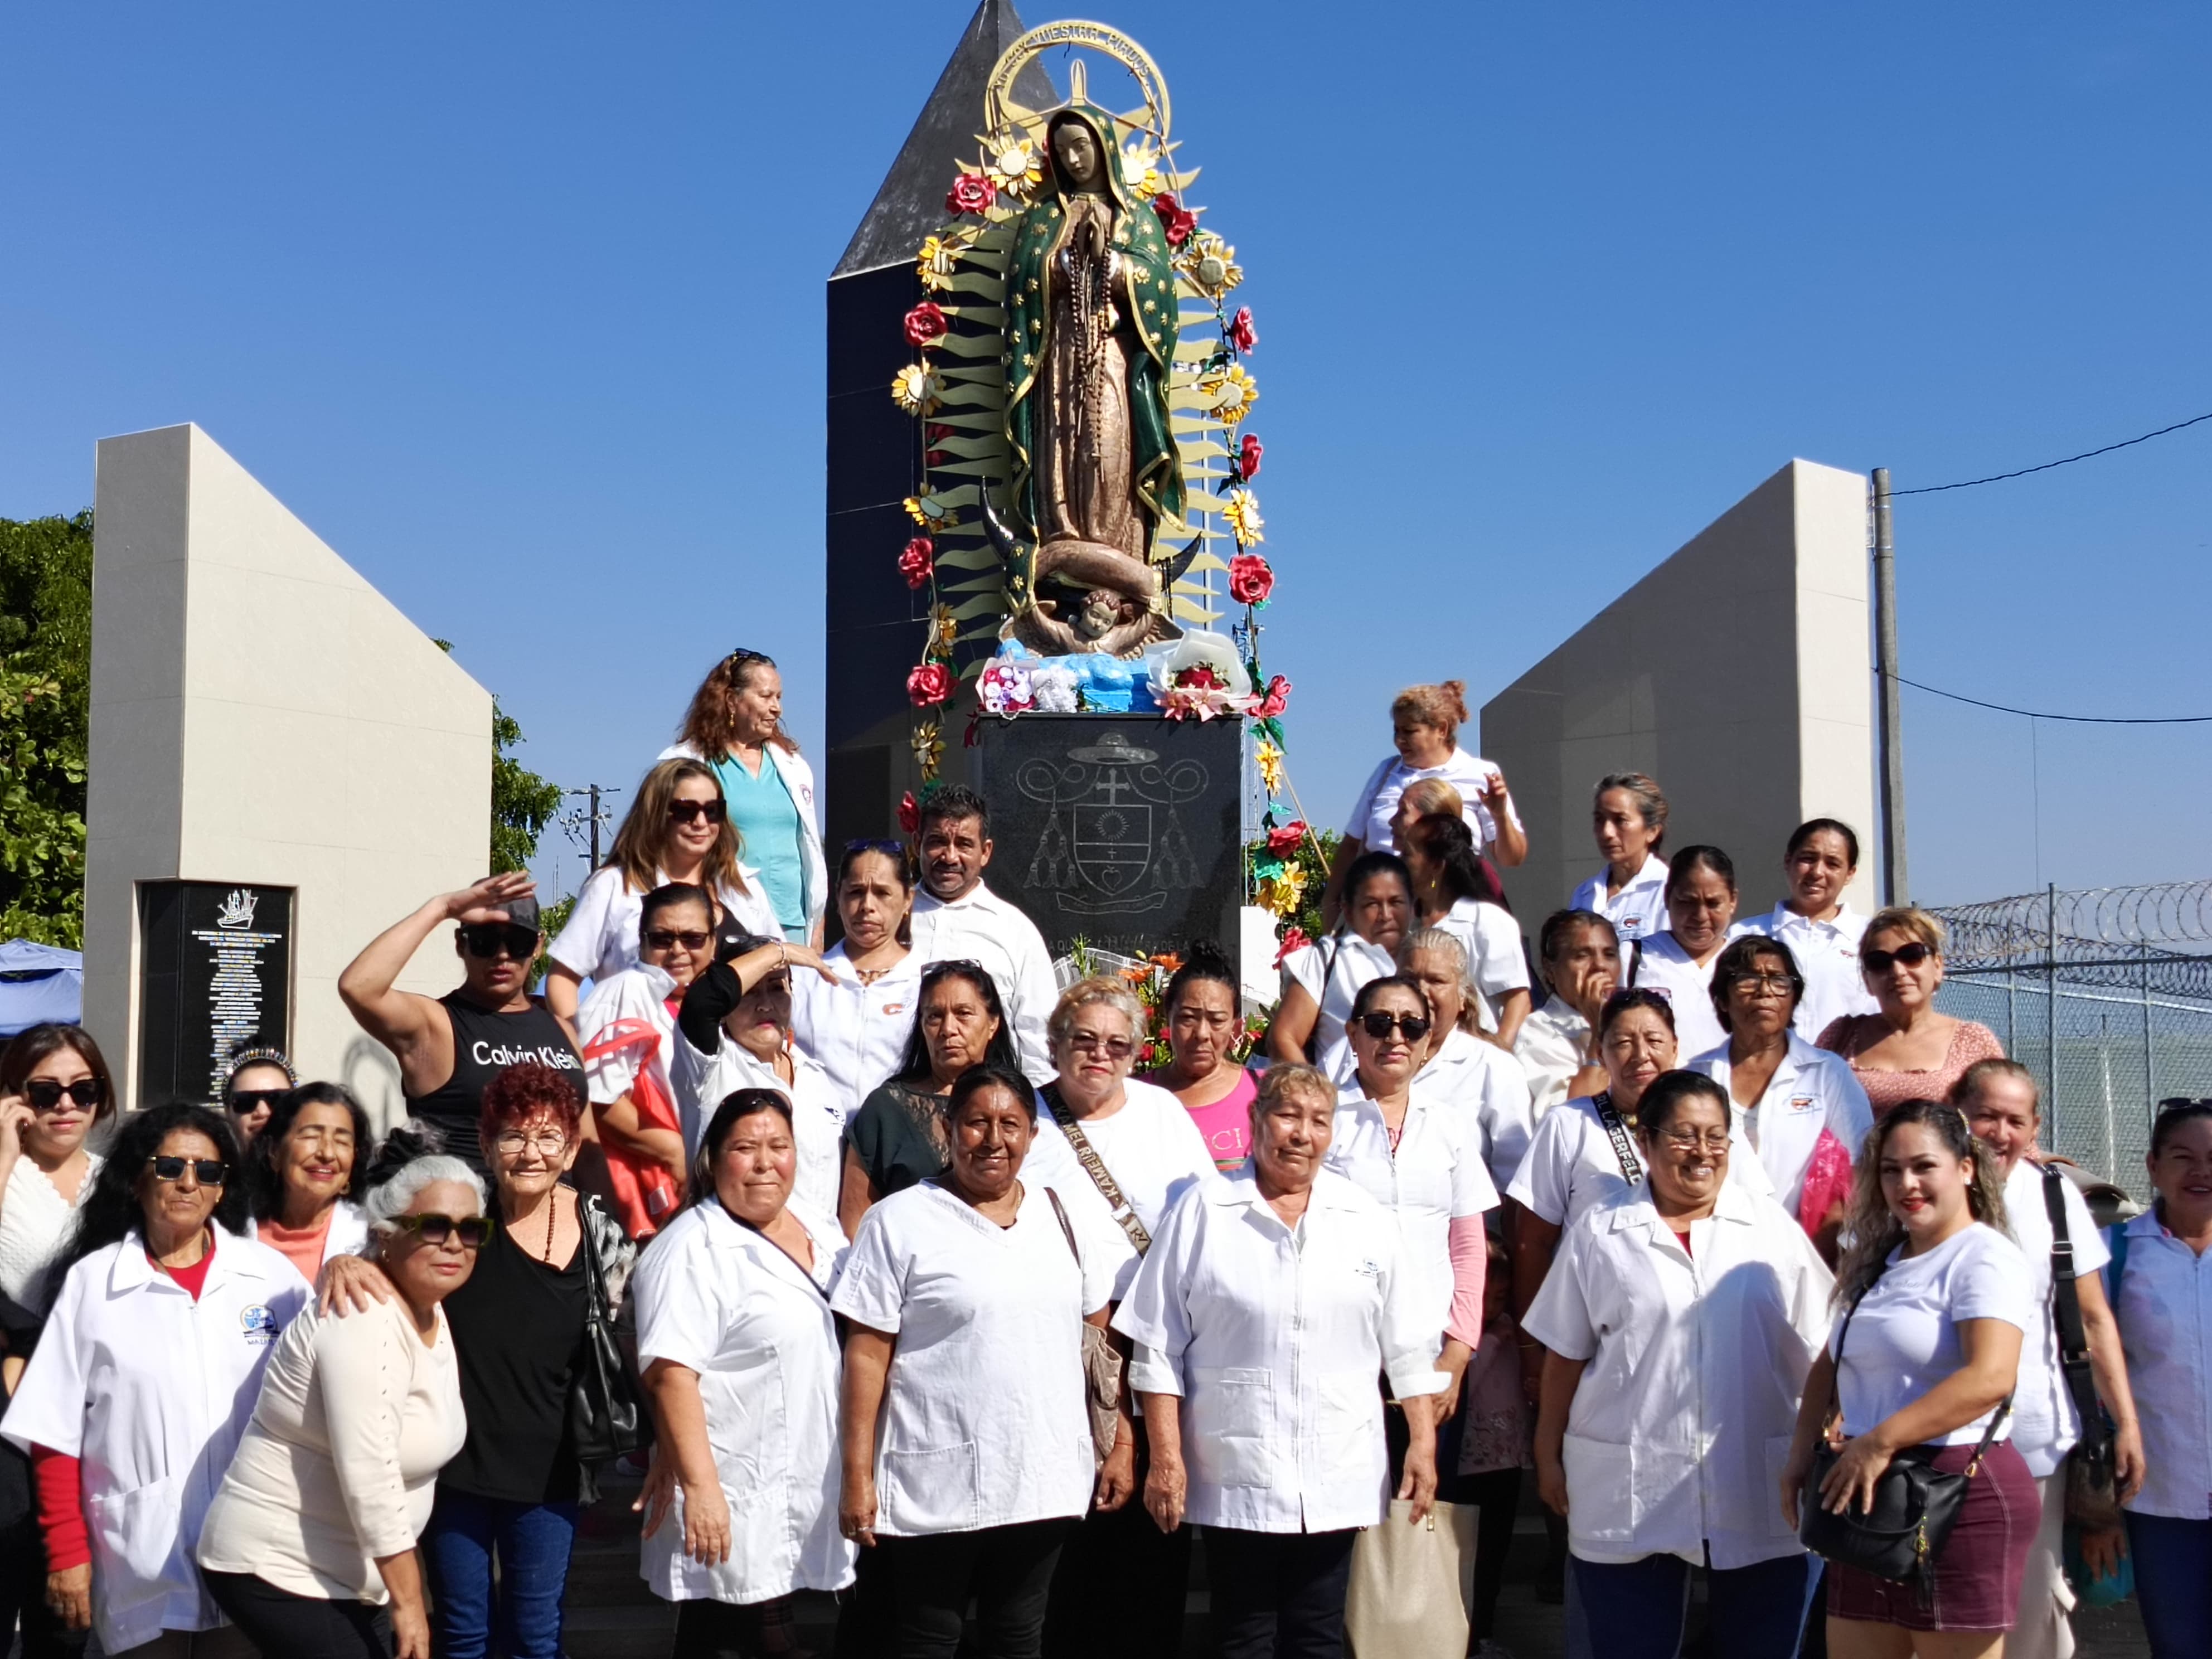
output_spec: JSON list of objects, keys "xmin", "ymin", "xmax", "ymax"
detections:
[{"xmin": 906, "ymin": 785, "xmax": 1060, "ymax": 1083}]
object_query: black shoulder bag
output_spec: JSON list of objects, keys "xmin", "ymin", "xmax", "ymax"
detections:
[
  {"xmin": 2044, "ymin": 1164, "xmax": 2121, "ymax": 1529},
  {"xmin": 1799, "ymin": 1271, "xmax": 2012, "ymax": 1599},
  {"xmin": 567, "ymin": 1194, "xmax": 652, "ymax": 1463}
]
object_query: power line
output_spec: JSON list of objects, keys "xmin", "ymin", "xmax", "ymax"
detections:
[
  {"xmin": 1885, "ymin": 670, "xmax": 2212, "ymax": 725},
  {"xmin": 1891, "ymin": 410, "xmax": 2212, "ymax": 495}
]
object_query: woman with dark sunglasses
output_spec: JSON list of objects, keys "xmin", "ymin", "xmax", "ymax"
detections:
[
  {"xmin": 1815, "ymin": 906, "xmax": 2003, "ymax": 1119},
  {"xmin": 0, "ymin": 1024, "xmax": 115, "ymax": 1658},
  {"xmin": 546, "ymin": 758, "xmax": 779, "ymax": 1025},
  {"xmin": 2, "ymin": 1103, "xmax": 309, "ymax": 1657},
  {"xmin": 219, "ymin": 1045, "xmax": 297, "ymax": 1144},
  {"xmin": 1327, "ymin": 975, "xmax": 1500, "ymax": 1430},
  {"xmin": 197, "ymin": 1126, "xmax": 483, "ymax": 1659}
]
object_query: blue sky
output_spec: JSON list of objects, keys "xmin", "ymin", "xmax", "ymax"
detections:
[{"xmin": 4, "ymin": 2, "xmax": 2206, "ymax": 909}]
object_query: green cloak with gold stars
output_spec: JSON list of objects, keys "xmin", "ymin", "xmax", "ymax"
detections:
[{"xmin": 1002, "ymin": 101, "xmax": 1186, "ymax": 557}]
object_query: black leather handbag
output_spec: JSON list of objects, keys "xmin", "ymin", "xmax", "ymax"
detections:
[
  {"xmin": 567, "ymin": 1197, "xmax": 650, "ymax": 1463},
  {"xmin": 1798, "ymin": 1278, "xmax": 2011, "ymax": 1597}
]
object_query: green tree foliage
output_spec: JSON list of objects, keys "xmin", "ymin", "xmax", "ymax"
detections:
[
  {"xmin": 0, "ymin": 513, "xmax": 93, "ymax": 946},
  {"xmin": 491, "ymin": 700, "xmax": 563, "ymax": 875}
]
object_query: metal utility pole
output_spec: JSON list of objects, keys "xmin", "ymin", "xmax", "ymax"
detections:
[
  {"xmin": 561, "ymin": 785, "xmax": 622, "ymax": 871},
  {"xmin": 1871, "ymin": 468, "xmax": 1908, "ymax": 905}
]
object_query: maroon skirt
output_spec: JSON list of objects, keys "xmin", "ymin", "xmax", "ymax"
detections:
[{"xmin": 1825, "ymin": 1439, "xmax": 2038, "ymax": 1632}]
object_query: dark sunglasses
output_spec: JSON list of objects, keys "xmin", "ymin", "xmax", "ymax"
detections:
[
  {"xmin": 1861, "ymin": 942, "xmax": 1936, "ymax": 974},
  {"xmin": 846, "ymin": 837, "xmax": 907, "ymax": 856},
  {"xmin": 149, "ymin": 1154, "xmax": 227, "ymax": 1185},
  {"xmin": 462, "ymin": 923, "xmax": 539, "ymax": 960},
  {"xmin": 726, "ymin": 647, "xmax": 773, "ymax": 666},
  {"xmin": 668, "ymin": 798, "xmax": 727, "ymax": 825},
  {"xmin": 25, "ymin": 1077, "xmax": 106, "ymax": 1112},
  {"xmin": 387, "ymin": 1212, "xmax": 494, "ymax": 1248},
  {"xmin": 643, "ymin": 927, "xmax": 712, "ymax": 951},
  {"xmin": 1355, "ymin": 1011, "xmax": 1432, "ymax": 1042},
  {"xmin": 226, "ymin": 1087, "xmax": 289, "ymax": 1114}
]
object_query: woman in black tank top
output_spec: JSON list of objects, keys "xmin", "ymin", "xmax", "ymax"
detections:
[{"xmin": 411, "ymin": 993, "xmax": 583, "ymax": 1171}]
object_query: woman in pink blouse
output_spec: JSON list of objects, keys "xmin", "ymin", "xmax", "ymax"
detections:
[
  {"xmin": 1143, "ymin": 943, "xmax": 1257, "ymax": 1171},
  {"xmin": 1816, "ymin": 905, "xmax": 2004, "ymax": 1117}
]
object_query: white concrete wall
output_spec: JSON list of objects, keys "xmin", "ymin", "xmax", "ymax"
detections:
[
  {"xmin": 1480, "ymin": 459, "xmax": 1876, "ymax": 927},
  {"xmin": 84, "ymin": 425, "xmax": 493, "ymax": 1122}
]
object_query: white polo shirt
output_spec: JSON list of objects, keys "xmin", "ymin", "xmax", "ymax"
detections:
[
  {"xmin": 1435, "ymin": 898, "xmax": 1531, "ymax": 1034},
  {"xmin": 549, "ymin": 862, "xmax": 777, "ymax": 989},
  {"xmin": 1514, "ymin": 996, "xmax": 1592, "ymax": 1121},
  {"xmin": 2, "ymin": 1229, "xmax": 310, "ymax": 1656},
  {"xmin": 1525, "ymin": 1182, "xmax": 1832, "ymax": 1568},
  {"xmin": 831, "ymin": 1178, "xmax": 1114, "ymax": 1536},
  {"xmin": 635, "ymin": 1197, "xmax": 854, "ymax": 1603},
  {"xmin": 1688, "ymin": 1035, "xmax": 1873, "ymax": 1217},
  {"xmin": 1115, "ymin": 1170, "xmax": 1448, "ymax": 1534},
  {"xmin": 1740, "ymin": 903, "xmax": 1879, "ymax": 1044},
  {"xmin": 1344, "ymin": 746, "xmax": 1519, "ymax": 855},
  {"xmin": 1027, "ymin": 1079, "xmax": 1217, "ymax": 1299},
  {"xmin": 1570, "ymin": 855, "xmax": 1671, "ymax": 945},
  {"xmin": 672, "ymin": 1034, "xmax": 846, "ymax": 1219},
  {"xmin": 1626, "ymin": 931, "xmax": 1731, "ymax": 1061},
  {"xmin": 1414, "ymin": 1026, "xmax": 1537, "ymax": 1192},
  {"xmin": 790, "ymin": 945, "xmax": 925, "ymax": 1122},
  {"xmin": 1506, "ymin": 1093, "xmax": 1776, "ymax": 1232},
  {"xmin": 1281, "ymin": 933, "xmax": 1398, "ymax": 1086},
  {"xmin": 2111, "ymin": 1209, "xmax": 2212, "ymax": 1520},
  {"xmin": 1327, "ymin": 1085, "xmax": 1500, "ymax": 1348},
  {"xmin": 909, "ymin": 882, "xmax": 1060, "ymax": 1084},
  {"xmin": 2001, "ymin": 1160, "xmax": 2111, "ymax": 1477}
]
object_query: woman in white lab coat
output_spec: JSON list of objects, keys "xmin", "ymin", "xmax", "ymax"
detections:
[
  {"xmin": 1622, "ymin": 845, "xmax": 1740, "ymax": 1061},
  {"xmin": 1569, "ymin": 772, "xmax": 1672, "ymax": 947},
  {"xmin": 635, "ymin": 1088, "xmax": 855, "ymax": 1655},
  {"xmin": 1, "ymin": 1103, "xmax": 309, "ymax": 1658},
  {"xmin": 833, "ymin": 1064, "xmax": 1131, "ymax": 1659},
  {"xmin": 1399, "ymin": 928, "xmax": 1538, "ymax": 1194},
  {"xmin": 1115, "ymin": 1062, "xmax": 1447, "ymax": 1659},
  {"xmin": 1739, "ymin": 818, "xmax": 1880, "ymax": 1043},
  {"xmin": 243, "ymin": 1084, "xmax": 372, "ymax": 1288},
  {"xmin": 789, "ymin": 841, "xmax": 921, "ymax": 1123},
  {"xmin": 1529, "ymin": 1072, "xmax": 1831, "ymax": 1658}
]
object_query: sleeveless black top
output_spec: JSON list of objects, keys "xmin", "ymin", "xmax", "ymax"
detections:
[{"xmin": 408, "ymin": 991, "xmax": 584, "ymax": 1171}]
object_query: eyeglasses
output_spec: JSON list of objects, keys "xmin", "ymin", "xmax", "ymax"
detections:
[
  {"xmin": 226, "ymin": 1087, "xmax": 288, "ymax": 1114},
  {"xmin": 642, "ymin": 928, "xmax": 712, "ymax": 951},
  {"xmin": 25, "ymin": 1078, "xmax": 106, "ymax": 1112},
  {"xmin": 148, "ymin": 1154, "xmax": 227, "ymax": 1185},
  {"xmin": 1657, "ymin": 1130, "xmax": 1732, "ymax": 1153},
  {"xmin": 1355, "ymin": 1011, "xmax": 1433, "ymax": 1042},
  {"xmin": 1067, "ymin": 1032, "xmax": 1135, "ymax": 1059},
  {"xmin": 462, "ymin": 923, "xmax": 539, "ymax": 960},
  {"xmin": 1729, "ymin": 973, "xmax": 1797, "ymax": 997},
  {"xmin": 387, "ymin": 1212, "xmax": 494, "ymax": 1248},
  {"xmin": 668, "ymin": 798, "xmax": 727, "ymax": 826},
  {"xmin": 1862, "ymin": 942, "xmax": 1936, "ymax": 974},
  {"xmin": 493, "ymin": 1129, "xmax": 572, "ymax": 1157}
]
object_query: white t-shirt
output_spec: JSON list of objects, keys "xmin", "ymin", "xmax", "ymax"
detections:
[
  {"xmin": 549, "ymin": 862, "xmax": 777, "ymax": 987},
  {"xmin": 1513, "ymin": 996, "xmax": 1590, "ymax": 1121},
  {"xmin": 790, "ymin": 945, "xmax": 924, "ymax": 1123},
  {"xmin": 829, "ymin": 1179, "xmax": 1115, "ymax": 1535},
  {"xmin": 1345, "ymin": 746, "xmax": 1519, "ymax": 855},
  {"xmin": 1027, "ymin": 1080, "xmax": 1217, "ymax": 1300},
  {"xmin": 1327, "ymin": 1086, "xmax": 1500, "ymax": 1346},
  {"xmin": 1282, "ymin": 933, "xmax": 1398, "ymax": 1086},
  {"xmin": 1831, "ymin": 1222, "xmax": 2034, "ymax": 1445},
  {"xmin": 2001, "ymin": 1160, "xmax": 2111, "ymax": 1475},
  {"xmin": 1740, "ymin": 903, "xmax": 1879, "ymax": 1044},
  {"xmin": 1570, "ymin": 855, "xmax": 1671, "ymax": 945},
  {"xmin": 1435, "ymin": 898, "xmax": 1530, "ymax": 1033},
  {"xmin": 1626, "ymin": 931, "xmax": 1730, "ymax": 1062},
  {"xmin": 1506, "ymin": 1093, "xmax": 1774, "ymax": 1231}
]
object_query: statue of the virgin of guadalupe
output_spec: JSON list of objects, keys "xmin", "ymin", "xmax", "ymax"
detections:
[{"xmin": 993, "ymin": 101, "xmax": 1187, "ymax": 658}]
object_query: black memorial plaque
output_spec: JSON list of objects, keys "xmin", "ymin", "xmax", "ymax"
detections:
[
  {"xmin": 138, "ymin": 882, "xmax": 294, "ymax": 1104},
  {"xmin": 970, "ymin": 715, "xmax": 1244, "ymax": 968}
]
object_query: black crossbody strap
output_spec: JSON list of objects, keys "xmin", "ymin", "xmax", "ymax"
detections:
[
  {"xmin": 1043, "ymin": 1085, "xmax": 1152, "ymax": 1255},
  {"xmin": 2042, "ymin": 1164, "xmax": 2103, "ymax": 1437},
  {"xmin": 1594, "ymin": 1090, "xmax": 1642, "ymax": 1184}
]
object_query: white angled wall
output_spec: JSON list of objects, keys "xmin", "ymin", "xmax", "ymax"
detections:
[
  {"xmin": 84, "ymin": 424, "xmax": 493, "ymax": 1123},
  {"xmin": 1480, "ymin": 458, "xmax": 1877, "ymax": 925}
]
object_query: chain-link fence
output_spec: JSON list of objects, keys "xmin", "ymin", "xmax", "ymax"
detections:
[{"xmin": 1931, "ymin": 882, "xmax": 2212, "ymax": 1200}]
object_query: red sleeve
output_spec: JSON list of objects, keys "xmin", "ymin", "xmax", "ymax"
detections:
[{"xmin": 31, "ymin": 1444, "xmax": 89, "ymax": 1572}]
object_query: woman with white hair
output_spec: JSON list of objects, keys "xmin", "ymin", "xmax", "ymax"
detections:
[
  {"xmin": 1398, "ymin": 927, "xmax": 1537, "ymax": 1192},
  {"xmin": 197, "ymin": 1126, "xmax": 482, "ymax": 1658}
]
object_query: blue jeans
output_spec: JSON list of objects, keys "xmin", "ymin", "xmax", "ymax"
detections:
[
  {"xmin": 2126, "ymin": 1512, "xmax": 2212, "ymax": 1658},
  {"xmin": 420, "ymin": 1487, "xmax": 578, "ymax": 1659},
  {"xmin": 1569, "ymin": 1550, "xmax": 1817, "ymax": 1659}
]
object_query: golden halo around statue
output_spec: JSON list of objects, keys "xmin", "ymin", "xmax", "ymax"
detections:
[{"xmin": 983, "ymin": 19, "xmax": 1171, "ymax": 148}]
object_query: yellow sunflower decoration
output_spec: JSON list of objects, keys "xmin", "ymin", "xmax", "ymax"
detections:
[
  {"xmin": 1199, "ymin": 363, "xmax": 1259, "ymax": 425},
  {"xmin": 892, "ymin": 363, "xmax": 945, "ymax": 416},
  {"xmin": 1224, "ymin": 489, "xmax": 1264, "ymax": 547}
]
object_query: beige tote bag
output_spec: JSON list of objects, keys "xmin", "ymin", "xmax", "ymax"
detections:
[{"xmin": 1344, "ymin": 1499, "xmax": 1478, "ymax": 1658}]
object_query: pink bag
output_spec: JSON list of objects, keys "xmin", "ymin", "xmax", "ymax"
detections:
[{"xmin": 1797, "ymin": 1127, "xmax": 1854, "ymax": 1236}]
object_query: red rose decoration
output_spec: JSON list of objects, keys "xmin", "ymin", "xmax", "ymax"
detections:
[
  {"xmin": 1165, "ymin": 208, "xmax": 1197, "ymax": 248},
  {"xmin": 1230, "ymin": 306, "xmax": 1258, "ymax": 353},
  {"xmin": 1255, "ymin": 675, "xmax": 1291, "ymax": 718},
  {"xmin": 897, "ymin": 790, "xmax": 921, "ymax": 835},
  {"xmin": 945, "ymin": 172, "xmax": 996, "ymax": 216},
  {"xmin": 898, "ymin": 537, "xmax": 935, "ymax": 590},
  {"xmin": 1174, "ymin": 663, "xmax": 1226, "ymax": 691},
  {"xmin": 906, "ymin": 662, "xmax": 954, "ymax": 708},
  {"xmin": 1228, "ymin": 554, "xmax": 1274, "ymax": 607},
  {"xmin": 1265, "ymin": 820, "xmax": 1307, "ymax": 856},
  {"xmin": 904, "ymin": 302, "xmax": 948, "ymax": 347},
  {"xmin": 1151, "ymin": 190, "xmax": 1181, "ymax": 225},
  {"xmin": 1274, "ymin": 925, "xmax": 1311, "ymax": 967},
  {"xmin": 1237, "ymin": 433, "xmax": 1264, "ymax": 481}
]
